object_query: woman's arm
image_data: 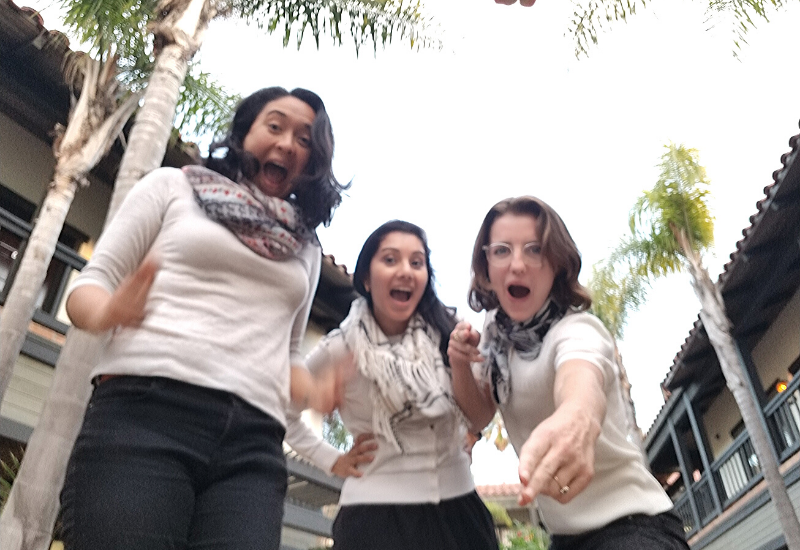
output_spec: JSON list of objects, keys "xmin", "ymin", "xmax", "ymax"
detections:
[
  {"xmin": 65, "ymin": 169, "xmax": 174, "ymax": 332},
  {"xmin": 66, "ymin": 257, "xmax": 159, "ymax": 333},
  {"xmin": 448, "ymin": 321, "xmax": 497, "ymax": 431},
  {"xmin": 284, "ymin": 410, "xmax": 377, "ymax": 478},
  {"xmin": 516, "ymin": 359, "xmax": 606, "ymax": 505}
]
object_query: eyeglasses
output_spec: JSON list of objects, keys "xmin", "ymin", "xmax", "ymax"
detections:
[{"xmin": 482, "ymin": 242, "xmax": 544, "ymax": 268}]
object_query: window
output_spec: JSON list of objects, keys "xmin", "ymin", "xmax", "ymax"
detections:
[{"xmin": 0, "ymin": 184, "xmax": 88, "ymax": 332}]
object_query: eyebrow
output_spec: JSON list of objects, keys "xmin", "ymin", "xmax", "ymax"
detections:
[
  {"xmin": 379, "ymin": 247, "xmax": 425, "ymax": 255},
  {"xmin": 264, "ymin": 110, "xmax": 312, "ymax": 130}
]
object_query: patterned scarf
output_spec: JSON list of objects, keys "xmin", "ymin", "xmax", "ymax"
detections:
[
  {"xmin": 480, "ymin": 299, "xmax": 567, "ymax": 405},
  {"xmin": 340, "ymin": 297, "xmax": 465, "ymax": 453},
  {"xmin": 184, "ymin": 165, "xmax": 315, "ymax": 260}
]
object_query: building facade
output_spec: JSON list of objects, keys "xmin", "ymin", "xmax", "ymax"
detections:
[{"xmin": 644, "ymin": 127, "xmax": 800, "ymax": 550}]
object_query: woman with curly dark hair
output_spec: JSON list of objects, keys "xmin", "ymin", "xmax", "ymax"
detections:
[{"xmin": 60, "ymin": 87, "xmax": 345, "ymax": 550}]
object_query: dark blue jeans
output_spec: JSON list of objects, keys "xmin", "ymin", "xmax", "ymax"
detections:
[{"xmin": 61, "ymin": 376, "xmax": 287, "ymax": 550}]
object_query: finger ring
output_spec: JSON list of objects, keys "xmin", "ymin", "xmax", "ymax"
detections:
[
  {"xmin": 553, "ymin": 475, "xmax": 569, "ymax": 495},
  {"xmin": 453, "ymin": 331, "xmax": 462, "ymax": 343}
]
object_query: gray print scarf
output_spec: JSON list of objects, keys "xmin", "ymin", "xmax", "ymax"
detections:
[
  {"xmin": 480, "ymin": 299, "xmax": 567, "ymax": 405},
  {"xmin": 184, "ymin": 165, "xmax": 315, "ymax": 260}
]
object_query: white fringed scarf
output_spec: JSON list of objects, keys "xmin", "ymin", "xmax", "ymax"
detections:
[{"xmin": 340, "ymin": 297, "xmax": 464, "ymax": 453}]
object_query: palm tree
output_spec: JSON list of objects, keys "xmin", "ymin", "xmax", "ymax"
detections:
[
  {"xmin": 568, "ymin": 0, "xmax": 796, "ymax": 58},
  {"xmin": 0, "ymin": 2, "xmax": 431, "ymax": 549},
  {"xmin": 0, "ymin": 51, "xmax": 140, "ymax": 407},
  {"xmin": 0, "ymin": 13, "xmax": 237, "ymax": 407},
  {"xmin": 610, "ymin": 143, "xmax": 800, "ymax": 549},
  {"xmin": 586, "ymin": 262, "xmax": 647, "ymax": 444}
]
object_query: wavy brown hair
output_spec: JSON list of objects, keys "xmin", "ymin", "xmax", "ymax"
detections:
[{"xmin": 468, "ymin": 196, "xmax": 592, "ymax": 314}]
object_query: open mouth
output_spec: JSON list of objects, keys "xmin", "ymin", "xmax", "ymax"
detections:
[
  {"xmin": 262, "ymin": 162, "xmax": 288, "ymax": 184},
  {"xmin": 390, "ymin": 289, "xmax": 412, "ymax": 302},
  {"xmin": 508, "ymin": 285, "xmax": 530, "ymax": 299}
]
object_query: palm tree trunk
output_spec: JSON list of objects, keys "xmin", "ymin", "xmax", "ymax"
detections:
[
  {"xmin": 109, "ymin": 45, "xmax": 191, "ymax": 213},
  {"xmin": 676, "ymin": 230, "xmax": 800, "ymax": 550},
  {"xmin": 0, "ymin": 57, "xmax": 138, "ymax": 407},
  {"xmin": 0, "ymin": 172, "xmax": 78, "ymax": 401},
  {"xmin": 0, "ymin": 3, "xmax": 212, "ymax": 548}
]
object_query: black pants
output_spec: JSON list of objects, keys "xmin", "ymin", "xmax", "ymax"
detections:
[
  {"xmin": 550, "ymin": 510, "xmax": 689, "ymax": 550},
  {"xmin": 333, "ymin": 491, "xmax": 498, "ymax": 550},
  {"xmin": 61, "ymin": 376, "xmax": 287, "ymax": 550}
]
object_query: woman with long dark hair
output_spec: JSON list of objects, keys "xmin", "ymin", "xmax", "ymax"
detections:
[{"xmin": 288, "ymin": 220, "xmax": 498, "ymax": 550}]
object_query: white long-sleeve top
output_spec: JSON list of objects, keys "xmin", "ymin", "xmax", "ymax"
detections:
[
  {"xmin": 482, "ymin": 310, "xmax": 673, "ymax": 535},
  {"xmin": 68, "ymin": 167, "xmax": 321, "ymax": 427},
  {"xmin": 285, "ymin": 330, "xmax": 475, "ymax": 505}
]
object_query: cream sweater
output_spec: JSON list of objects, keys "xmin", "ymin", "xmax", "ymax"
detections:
[
  {"xmin": 285, "ymin": 331, "xmax": 475, "ymax": 505},
  {"xmin": 68, "ymin": 167, "xmax": 321, "ymax": 426},
  {"xmin": 482, "ymin": 310, "xmax": 673, "ymax": 535}
]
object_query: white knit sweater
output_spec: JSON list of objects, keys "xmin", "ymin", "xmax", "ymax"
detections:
[{"xmin": 68, "ymin": 167, "xmax": 321, "ymax": 426}]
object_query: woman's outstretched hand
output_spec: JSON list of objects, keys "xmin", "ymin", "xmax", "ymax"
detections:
[
  {"xmin": 516, "ymin": 360, "xmax": 606, "ymax": 506},
  {"xmin": 331, "ymin": 433, "xmax": 378, "ymax": 478},
  {"xmin": 66, "ymin": 255, "xmax": 160, "ymax": 333}
]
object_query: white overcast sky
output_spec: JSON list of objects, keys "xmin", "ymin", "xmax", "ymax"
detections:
[{"xmin": 29, "ymin": 0, "xmax": 800, "ymax": 485}]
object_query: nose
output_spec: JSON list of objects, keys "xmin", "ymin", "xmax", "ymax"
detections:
[
  {"xmin": 398, "ymin": 259, "xmax": 413, "ymax": 277},
  {"xmin": 275, "ymin": 131, "xmax": 294, "ymax": 154},
  {"xmin": 509, "ymin": 248, "xmax": 526, "ymax": 272}
]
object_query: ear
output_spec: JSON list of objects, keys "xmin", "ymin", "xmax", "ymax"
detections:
[{"xmin": 363, "ymin": 277, "xmax": 370, "ymax": 293}]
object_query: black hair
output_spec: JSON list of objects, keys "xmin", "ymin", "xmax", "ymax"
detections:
[
  {"xmin": 205, "ymin": 86, "xmax": 348, "ymax": 229},
  {"xmin": 353, "ymin": 220, "xmax": 458, "ymax": 365}
]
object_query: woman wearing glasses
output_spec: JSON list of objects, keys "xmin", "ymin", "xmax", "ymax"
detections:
[{"xmin": 448, "ymin": 196, "xmax": 688, "ymax": 550}]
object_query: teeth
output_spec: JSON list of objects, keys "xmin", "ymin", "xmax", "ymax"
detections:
[{"xmin": 390, "ymin": 290, "xmax": 412, "ymax": 302}]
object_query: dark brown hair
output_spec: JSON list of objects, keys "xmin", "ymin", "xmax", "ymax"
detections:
[{"xmin": 468, "ymin": 196, "xmax": 592, "ymax": 313}]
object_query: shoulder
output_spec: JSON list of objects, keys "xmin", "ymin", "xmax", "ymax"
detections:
[
  {"xmin": 551, "ymin": 311, "xmax": 612, "ymax": 342},
  {"xmin": 549, "ymin": 312, "xmax": 616, "ymax": 372},
  {"xmin": 139, "ymin": 166, "xmax": 188, "ymax": 187},
  {"xmin": 129, "ymin": 167, "xmax": 190, "ymax": 198}
]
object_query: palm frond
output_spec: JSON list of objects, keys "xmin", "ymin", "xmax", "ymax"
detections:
[
  {"xmin": 568, "ymin": 0, "xmax": 648, "ymax": 58},
  {"xmin": 629, "ymin": 144, "xmax": 714, "ymax": 261},
  {"xmin": 0, "ymin": 452, "xmax": 21, "ymax": 512},
  {"xmin": 568, "ymin": 0, "xmax": 790, "ymax": 59},
  {"xmin": 706, "ymin": 0, "xmax": 788, "ymax": 58},
  {"xmin": 60, "ymin": 0, "xmax": 158, "ymax": 61},
  {"xmin": 588, "ymin": 259, "xmax": 649, "ymax": 340},
  {"xmin": 174, "ymin": 64, "xmax": 241, "ymax": 139},
  {"xmin": 234, "ymin": 0, "xmax": 440, "ymax": 55}
]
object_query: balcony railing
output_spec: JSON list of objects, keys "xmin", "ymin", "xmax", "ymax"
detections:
[
  {"xmin": 672, "ymin": 376, "xmax": 800, "ymax": 536},
  {"xmin": 0, "ymin": 207, "xmax": 86, "ymax": 334},
  {"xmin": 765, "ymin": 377, "xmax": 800, "ymax": 461}
]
